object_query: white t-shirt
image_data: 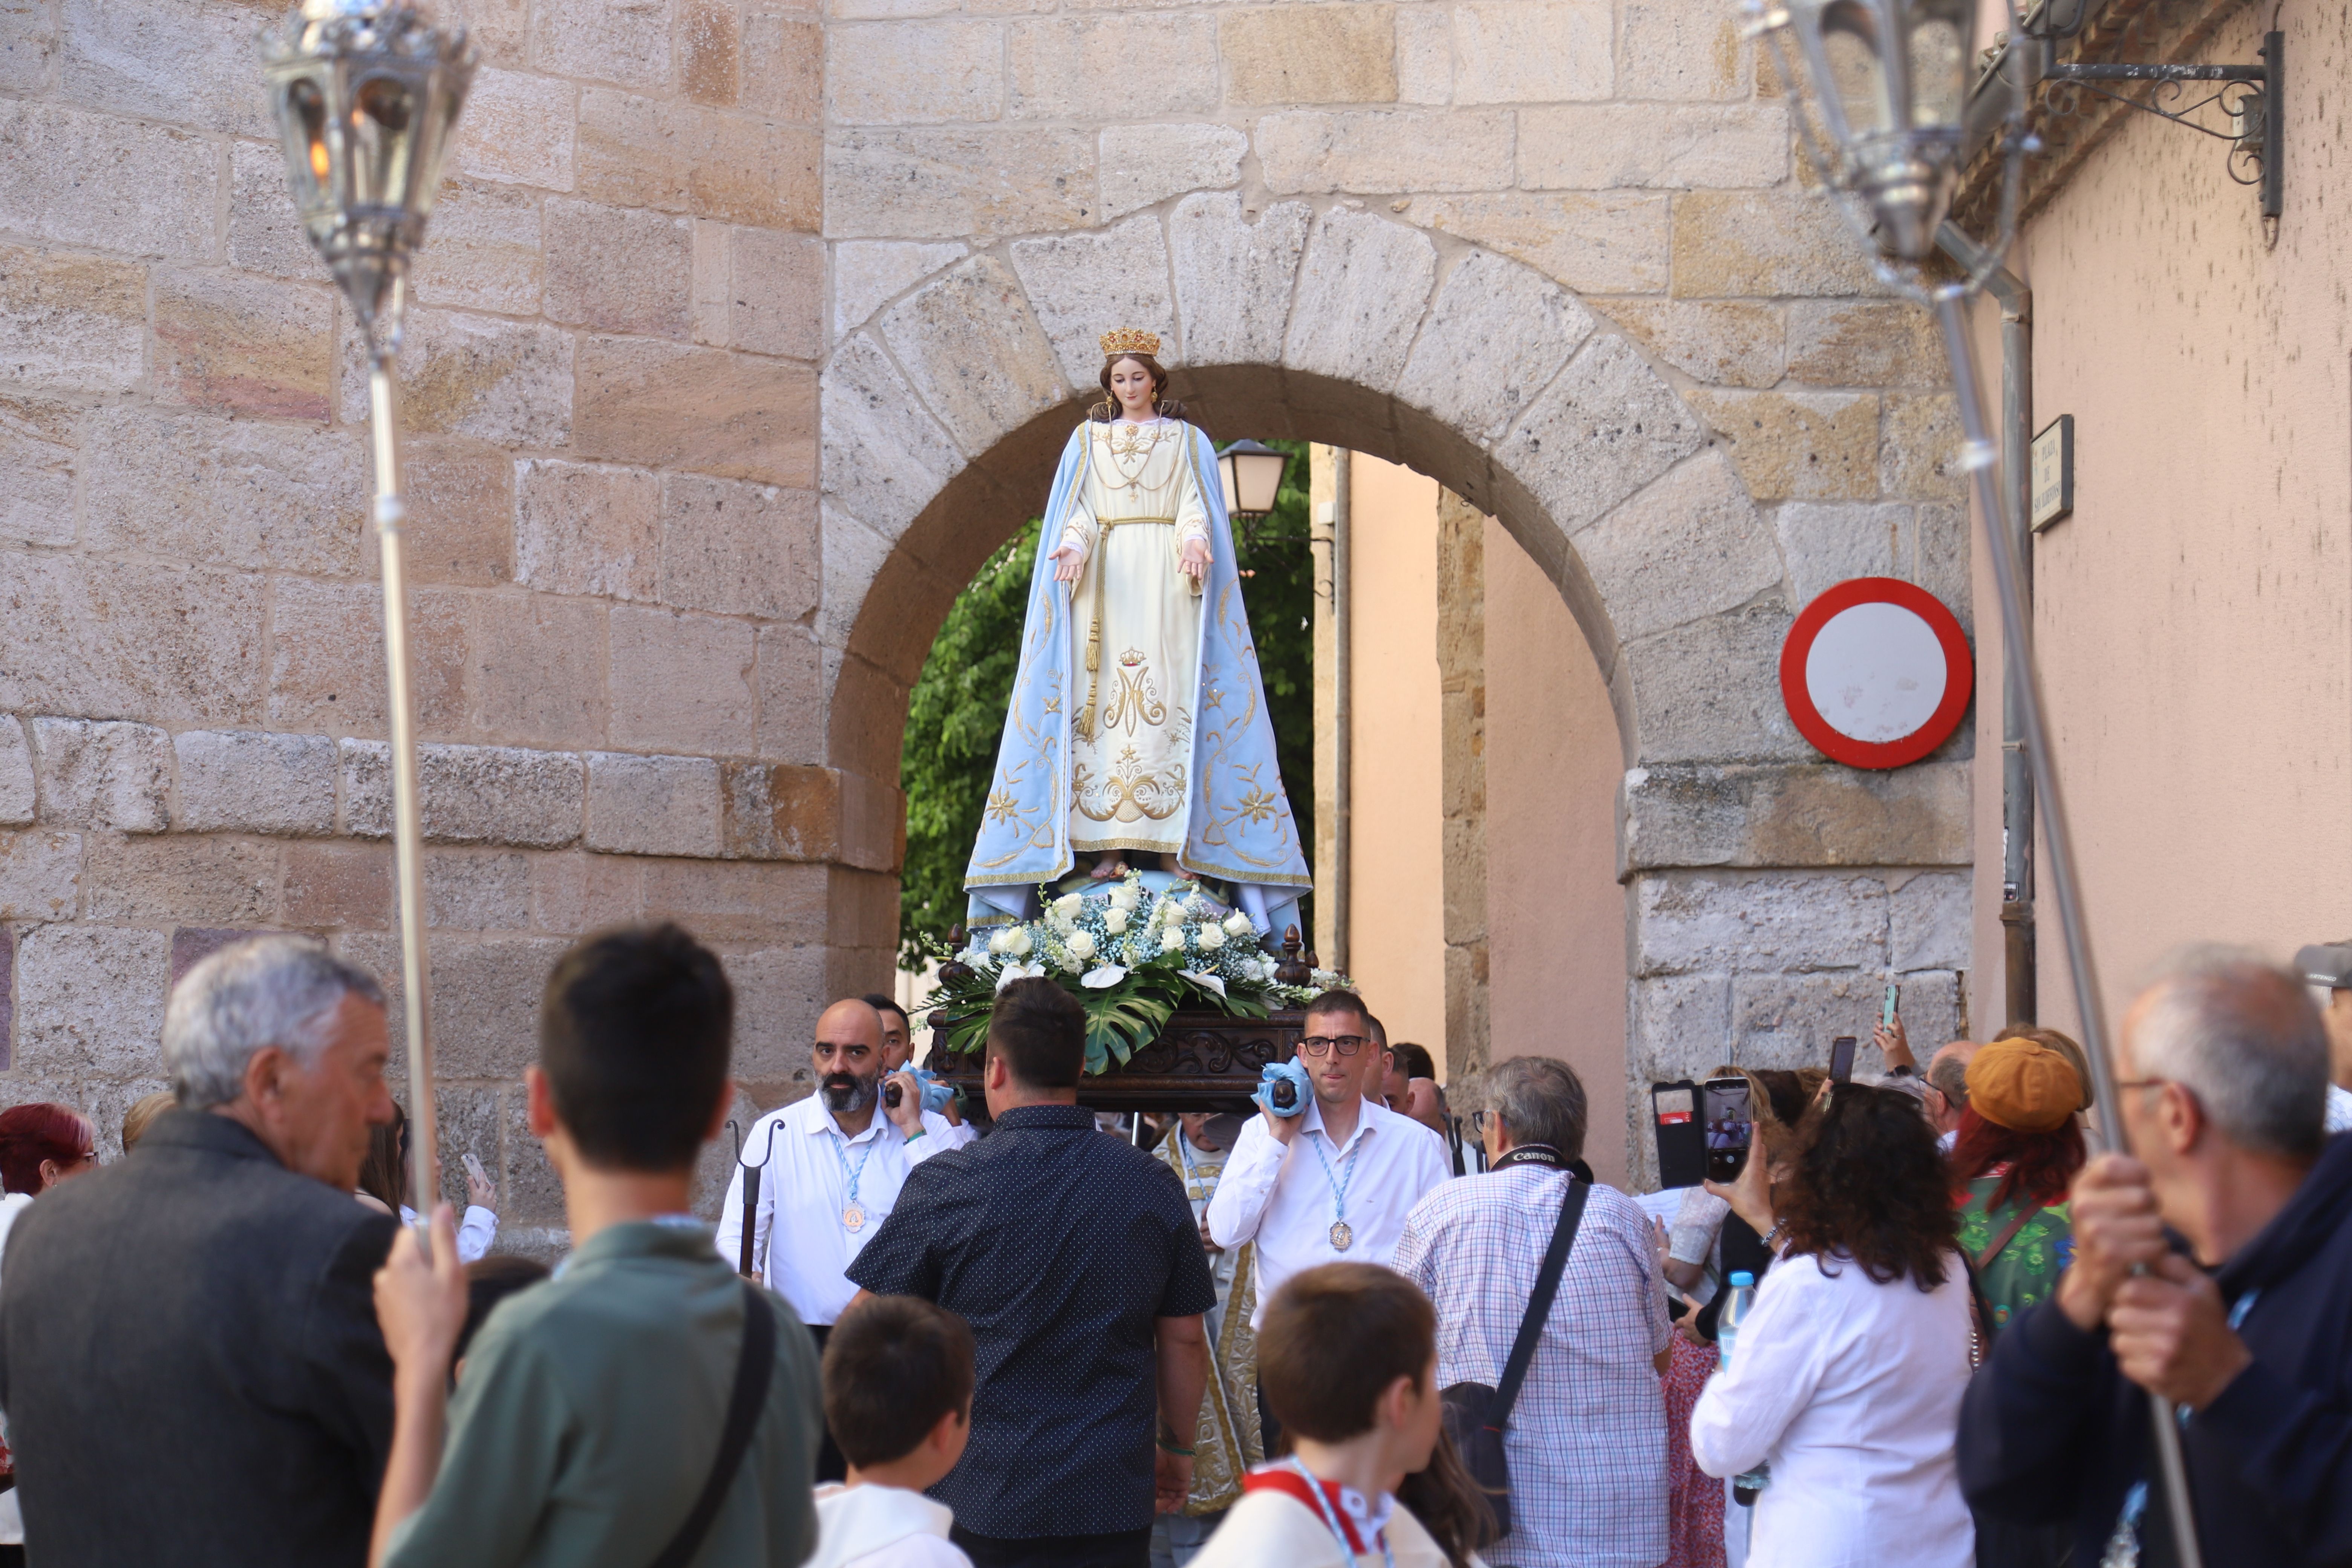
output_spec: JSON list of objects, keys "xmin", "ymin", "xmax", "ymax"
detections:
[{"xmin": 807, "ymin": 1483, "xmax": 971, "ymax": 1568}]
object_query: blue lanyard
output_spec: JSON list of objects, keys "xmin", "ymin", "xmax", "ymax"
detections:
[
  {"xmin": 1286, "ymin": 1459, "xmax": 1393, "ymax": 1568},
  {"xmin": 1308, "ymin": 1127, "xmax": 1362, "ymax": 1226},
  {"xmin": 832, "ymin": 1127, "xmax": 877, "ymax": 1205}
]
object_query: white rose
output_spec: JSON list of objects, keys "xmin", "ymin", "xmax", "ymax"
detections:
[
  {"xmin": 1161, "ymin": 930, "xmax": 1188, "ymax": 956},
  {"xmin": 1108, "ymin": 886, "xmax": 1139, "ymax": 911},
  {"xmin": 1197, "ymin": 925, "xmax": 1225, "ymax": 951},
  {"xmin": 1054, "ymin": 892, "xmax": 1086, "ymax": 919},
  {"xmin": 1222, "ymin": 912, "xmax": 1254, "ymax": 938},
  {"xmin": 1006, "ymin": 928, "xmax": 1033, "ymax": 958},
  {"xmin": 988, "ymin": 929, "xmax": 1013, "ymax": 955},
  {"xmin": 1067, "ymin": 931, "xmax": 1097, "ymax": 961},
  {"xmin": 1104, "ymin": 908, "xmax": 1130, "ymax": 934}
]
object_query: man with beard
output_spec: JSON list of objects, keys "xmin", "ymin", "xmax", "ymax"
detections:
[{"xmin": 718, "ymin": 998, "xmax": 975, "ymax": 1479}]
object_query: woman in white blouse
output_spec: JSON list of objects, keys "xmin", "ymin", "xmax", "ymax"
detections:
[{"xmin": 1689, "ymin": 1083, "xmax": 1974, "ymax": 1568}]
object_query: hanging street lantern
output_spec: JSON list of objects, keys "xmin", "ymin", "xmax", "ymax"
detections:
[
  {"xmin": 261, "ymin": 0, "xmax": 475, "ymax": 1245},
  {"xmin": 1744, "ymin": 2, "xmax": 2202, "ymax": 1559},
  {"xmin": 1217, "ymin": 439, "xmax": 1291, "ymax": 522}
]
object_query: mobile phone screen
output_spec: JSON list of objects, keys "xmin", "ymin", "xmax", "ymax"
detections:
[
  {"xmin": 1703, "ymin": 1077, "xmax": 1752, "ymax": 1182},
  {"xmin": 1830, "ymin": 1035, "xmax": 1857, "ymax": 1083},
  {"xmin": 1883, "ymin": 983, "xmax": 1900, "ymax": 1027}
]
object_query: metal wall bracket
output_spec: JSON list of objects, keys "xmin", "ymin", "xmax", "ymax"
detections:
[{"xmin": 2041, "ymin": 30, "xmax": 2281, "ymax": 225}]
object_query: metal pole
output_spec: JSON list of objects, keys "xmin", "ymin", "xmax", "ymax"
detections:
[
  {"xmin": 369, "ymin": 349, "xmax": 439, "ymax": 1246},
  {"xmin": 1932, "ymin": 292, "xmax": 2203, "ymax": 1568},
  {"xmin": 1331, "ymin": 448, "xmax": 1352, "ymax": 976}
]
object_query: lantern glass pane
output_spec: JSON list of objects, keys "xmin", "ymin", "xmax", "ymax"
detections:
[
  {"xmin": 1236, "ymin": 450, "xmax": 1286, "ymax": 516},
  {"xmin": 1907, "ymin": 11, "xmax": 1968, "ymax": 131},
  {"xmin": 349, "ymin": 75, "xmax": 416, "ymax": 207},
  {"xmin": 282, "ymin": 77, "xmax": 331, "ymax": 203},
  {"xmin": 1820, "ymin": 1, "xmax": 1893, "ymax": 141},
  {"xmin": 1218, "ymin": 453, "xmax": 1243, "ymax": 516}
]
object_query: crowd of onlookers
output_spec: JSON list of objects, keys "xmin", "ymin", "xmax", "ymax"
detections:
[{"xmin": 0, "ymin": 926, "xmax": 2344, "ymax": 1568}]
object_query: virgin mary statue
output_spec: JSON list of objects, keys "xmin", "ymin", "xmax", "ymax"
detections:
[{"xmin": 963, "ymin": 328, "xmax": 1311, "ymax": 939}]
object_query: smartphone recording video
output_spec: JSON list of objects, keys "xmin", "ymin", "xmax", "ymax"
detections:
[
  {"xmin": 1703, "ymin": 1076, "xmax": 1753, "ymax": 1184},
  {"xmin": 1830, "ymin": 1035, "xmax": 1858, "ymax": 1084}
]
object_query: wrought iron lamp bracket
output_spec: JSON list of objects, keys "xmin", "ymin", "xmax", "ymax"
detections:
[{"xmin": 2040, "ymin": 31, "xmax": 2281, "ymax": 221}]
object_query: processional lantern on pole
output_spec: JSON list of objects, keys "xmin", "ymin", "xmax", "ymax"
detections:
[
  {"xmin": 260, "ymin": 0, "xmax": 476, "ymax": 1246},
  {"xmin": 1743, "ymin": 0, "xmax": 2203, "ymax": 1557}
]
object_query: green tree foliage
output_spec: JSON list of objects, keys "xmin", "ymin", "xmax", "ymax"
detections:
[{"xmin": 897, "ymin": 440, "xmax": 1318, "ymax": 964}]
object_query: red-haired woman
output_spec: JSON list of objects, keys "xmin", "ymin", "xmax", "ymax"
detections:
[
  {"xmin": 1949, "ymin": 1035, "xmax": 2088, "ymax": 1341},
  {"xmin": 0, "ymin": 1102, "xmax": 97, "ymax": 1565}
]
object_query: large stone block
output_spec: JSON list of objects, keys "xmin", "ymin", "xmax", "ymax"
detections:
[
  {"xmin": 692, "ymin": 224, "xmax": 823, "ymax": 360},
  {"xmin": 422, "ymin": 936, "xmax": 570, "ymax": 1077},
  {"xmin": 175, "ymin": 730, "xmax": 337, "ymax": 836},
  {"xmin": 1220, "ymin": 6, "xmax": 1396, "ymax": 105},
  {"xmin": 578, "ymin": 90, "xmax": 821, "ymax": 230},
  {"xmin": 1519, "ymin": 104, "xmax": 1788, "ymax": 189},
  {"xmin": 1891, "ymin": 870, "xmax": 1972, "ymax": 972},
  {"xmin": 1634, "ymin": 870, "xmax": 1887, "ymax": 978},
  {"xmin": 1880, "ymin": 393, "xmax": 1964, "ymax": 502},
  {"xmin": 342, "ymin": 740, "xmax": 585, "ymax": 848},
  {"xmin": 741, "ymin": 12, "xmax": 821, "ymax": 120},
  {"xmin": 534, "ymin": 0, "xmax": 674, "ymax": 92},
  {"xmin": 721, "ymin": 760, "xmax": 836, "ymax": 861},
  {"xmin": 1099, "ymin": 124, "xmax": 1245, "ymax": 220},
  {"xmin": 1775, "ymin": 501, "xmax": 1939, "ymax": 609},
  {"xmin": 453, "ymin": 67, "xmax": 576, "ymax": 192},
  {"xmin": 0, "ymin": 101, "xmax": 216, "ymax": 259},
  {"xmin": 339, "ymin": 308, "xmax": 574, "ymax": 448},
  {"xmin": 267, "ymin": 579, "xmax": 470, "ymax": 737},
  {"xmin": 1628, "ymin": 971, "xmax": 1733, "ymax": 1082},
  {"xmin": 758, "ymin": 623, "xmax": 824, "ymax": 763},
  {"xmin": 0, "ymin": 829, "xmax": 79, "ymax": 921},
  {"xmin": 817, "ymin": 499, "xmax": 891, "ymax": 654},
  {"xmin": 1576, "ymin": 452, "xmax": 1781, "ymax": 644},
  {"xmin": 408, "ymin": 178, "xmax": 545, "ymax": 317},
  {"xmin": 1686, "ymin": 389, "xmax": 1879, "ymax": 503},
  {"xmin": 282, "ymin": 841, "xmax": 391, "ymax": 931},
  {"xmin": 1605, "ymin": 300, "xmax": 1785, "ymax": 390},
  {"xmin": 515, "ymin": 459, "xmax": 662, "ymax": 602},
  {"xmin": 641, "ymin": 857, "xmax": 826, "ymax": 943},
  {"xmin": 0, "ymin": 392, "xmax": 77, "ymax": 549},
  {"xmin": 226, "ymin": 142, "xmax": 318, "ymax": 282},
  {"xmin": 1168, "ymin": 194, "xmax": 1308, "ymax": 368},
  {"xmin": 818, "ymin": 334, "xmax": 962, "ymax": 538},
  {"xmin": 1009, "ymin": 217, "xmax": 1176, "ymax": 388},
  {"xmin": 469, "ymin": 593, "xmax": 609, "ymax": 748},
  {"xmin": 1258, "ymin": 110, "xmax": 1512, "ymax": 195},
  {"xmin": 1729, "ymin": 969, "xmax": 1900, "ymax": 1067},
  {"xmin": 530, "ymin": 849, "xmax": 645, "ymax": 934},
  {"xmin": 608, "ymin": 606, "xmax": 757, "ymax": 753},
  {"xmin": 0, "ymin": 558, "xmax": 265, "ymax": 727},
  {"xmin": 32, "ymin": 717, "xmax": 170, "ymax": 832},
  {"xmin": 0, "ymin": 243, "xmax": 144, "ymax": 393},
  {"xmin": 1398, "ymin": 251, "xmax": 1592, "ymax": 442},
  {"xmin": 86, "ymin": 835, "xmax": 279, "ymax": 926},
  {"xmin": 153, "ymin": 267, "xmax": 335, "ymax": 420},
  {"xmin": 829, "ymin": 20, "xmax": 1003, "ymax": 124},
  {"xmin": 879, "ymin": 256, "xmax": 1069, "ymax": 452},
  {"xmin": 404, "ymin": 439, "xmax": 517, "ymax": 588},
  {"xmin": 585, "ymin": 752, "xmax": 724, "ymax": 857},
  {"xmin": 1007, "ymin": 15, "xmax": 1216, "ymax": 119},
  {"xmin": 681, "ymin": 0, "xmax": 741, "ymax": 104},
  {"xmin": 0, "ymin": 0, "xmax": 56, "ymax": 94},
  {"xmin": 1785, "ymin": 301, "xmax": 1945, "ymax": 389},
  {"xmin": 1672, "ymin": 192, "xmax": 1879, "ymax": 299},
  {"xmin": 660, "ymin": 474, "xmax": 818, "ymax": 620},
  {"xmin": 1618, "ymin": 0, "xmax": 1750, "ymax": 100},
  {"xmin": 1624, "ymin": 602, "xmax": 1809, "ymax": 766},
  {"xmin": 727, "ymin": 945, "xmax": 828, "ymax": 1081},
  {"xmin": 1414, "ymin": 192, "xmax": 1670, "ymax": 295},
  {"xmin": 14, "ymin": 924, "xmax": 169, "ymax": 1079},
  {"xmin": 81, "ymin": 407, "xmax": 366, "ymax": 577},
  {"xmin": 58, "ymin": 0, "xmax": 269, "ymax": 137},
  {"xmin": 831, "ymin": 241, "xmax": 965, "ymax": 339},
  {"xmin": 1498, "ymin": 334, "xmax": 1704, "ymax": 533},
  {"xmin": 575, "ymin": 337, "xmax": 816, "ymax": 488},
  {"xmin": 1622, "ymin": 760, "xmax": 1972, "ymax": 872},
  {"xmin": 824, "ymin": 126, "xmax": 1096, "ymax": 241},
  {"xmin": 1284, "ymin": 210, "xmax": 1436, "ymax": 395},
  {"xmin": 544, "ymin": 198, "xmax": 693, "ymax": 339},
  {"xmin": 1450, "ymin": 0, "xmax": 1611, "ymax": 102},
  {"xmin": 0, "ymin": 716, "xmax": 31, "ymax": 825}
]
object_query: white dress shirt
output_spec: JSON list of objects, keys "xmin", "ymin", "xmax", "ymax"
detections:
[
  {"xmin": 398, "ymin": 1204, "xmax": 498, "ymax": 1265},
  {"xmin": 1206, "ymin": 1095, "xmax": 1450, "ymax": 1329},
  {"xmin": 714, "ymin": 1094, "xmax": 974, "ymax": 1326},
  {"xmin": 1690, "ymin": 1248, "xmax": 1975, "ymax": 1568}
]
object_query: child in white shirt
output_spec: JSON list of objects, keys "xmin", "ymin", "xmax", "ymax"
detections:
[{"xmin": 807, "ymin": 1297, "xmax": 976, "ymax": 1568}]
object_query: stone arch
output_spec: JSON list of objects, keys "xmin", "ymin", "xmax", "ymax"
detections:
[{"xmin": 818, "ymin": 195, "xmax": 1975, "ymax": 1170}]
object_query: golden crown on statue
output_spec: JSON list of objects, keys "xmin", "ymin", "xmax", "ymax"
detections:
[{"xmin": 1098, "ymin": 327, "xmax": 1161, "ymax": 358}]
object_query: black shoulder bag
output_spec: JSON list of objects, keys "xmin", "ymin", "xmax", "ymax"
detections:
[
  {"xmin": 1439, "ymin": 1177, "xmax": 1588, "ymax": 1546},
  {"xmin": 650, "ymin": 1280, "xmax": 779, "ymax": 1568}
]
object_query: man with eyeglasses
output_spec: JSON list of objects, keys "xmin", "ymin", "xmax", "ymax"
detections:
[{"xmin": 1205, "ymin": 990, "xmax": 1450, "ymax": 1354}]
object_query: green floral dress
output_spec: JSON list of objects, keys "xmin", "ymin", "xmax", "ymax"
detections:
[{"xmin": 1956, "ymin": 1170, "xmax": 2075, "ymax": 1337}]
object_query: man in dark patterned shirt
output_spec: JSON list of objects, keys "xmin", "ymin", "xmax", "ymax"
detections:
[{"xmin": 848, "ymin": 978, "xmax": 1216, "ymax": 1568}]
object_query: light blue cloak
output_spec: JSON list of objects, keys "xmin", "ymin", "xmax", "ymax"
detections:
[{"xmin": 964, "ymin": 420, "xmax": 1312, "ymax": 939}]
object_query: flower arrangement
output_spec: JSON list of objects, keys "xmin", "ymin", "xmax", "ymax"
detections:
[{"xmin": 925, "ymin": 871, "xmax": 1344, "ymax": 1074}]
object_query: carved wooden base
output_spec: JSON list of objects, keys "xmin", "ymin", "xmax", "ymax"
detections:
[{"xmin": 933, "ymin": 1008, "xmax": 1303, "ymax": 1113}]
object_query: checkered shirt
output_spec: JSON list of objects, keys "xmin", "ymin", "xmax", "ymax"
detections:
[{"xmin": 1395, "ymin": 1167, "xmax": 1672, "ymax": 1568}]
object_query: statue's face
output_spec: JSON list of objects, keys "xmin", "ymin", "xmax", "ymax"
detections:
[{"xmin": 1109, "ymin": 357, "xmax": 1156, "ymax": 418}]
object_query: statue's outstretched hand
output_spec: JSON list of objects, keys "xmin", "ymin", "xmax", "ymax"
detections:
[
  {"xmin": 1179, "ymin": 537, "xmax": 1210, "ymax": 583},
  {"xmin": 1049, "ymin": 543, "xmax": 1085, "ymax": 583}
]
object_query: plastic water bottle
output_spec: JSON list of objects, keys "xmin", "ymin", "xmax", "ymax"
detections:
[{"xmin": 1715, "ymin": 1271, "xmax": 1772, "ymax": 1504}]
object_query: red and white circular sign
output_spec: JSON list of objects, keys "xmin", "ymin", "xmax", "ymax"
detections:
[{"xmin": 1779, "ymin": 577, "xmax": 1973, "ymax": 769}]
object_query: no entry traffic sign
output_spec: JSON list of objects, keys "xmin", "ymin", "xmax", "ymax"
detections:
[{"xmin": 1779, "ymin": 577, "xmax": 1973, "ymax": 769}]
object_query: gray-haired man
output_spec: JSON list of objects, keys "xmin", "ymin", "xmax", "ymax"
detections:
[{"xmin": 0, "ymin": 935, "xmax": 400, "ymax": 1568}]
